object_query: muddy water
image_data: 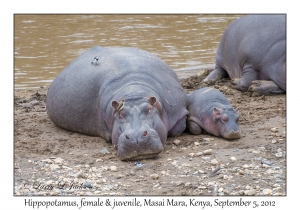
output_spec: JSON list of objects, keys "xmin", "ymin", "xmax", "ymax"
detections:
[{"xmin": 14, "ymin": 14, "xmax": 242, "ymax": 89}]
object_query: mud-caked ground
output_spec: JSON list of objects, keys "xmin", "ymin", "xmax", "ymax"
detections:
[{"xmin": 14, "ymin": 70, "xmax": 286, "ymax": 196}]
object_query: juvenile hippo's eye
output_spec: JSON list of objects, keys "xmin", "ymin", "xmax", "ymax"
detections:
[{"xmin": 221, "ymin": 115, "xmax": 228, "ymax": 122}]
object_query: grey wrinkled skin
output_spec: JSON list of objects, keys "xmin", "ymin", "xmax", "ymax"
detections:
[
  {"xmin": 204, "ymin": 15, "xmax": 286, "ymax": 95},
  {"xmin": 187, "ymin": 87, "xmax": 241, "ymax": 140},
  {"xmin": 46, "ymin": 46, "xmax": 188, "ymax": 160}
]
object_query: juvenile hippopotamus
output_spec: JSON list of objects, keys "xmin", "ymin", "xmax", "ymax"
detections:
[
  {"xmin": 46, "ymin": 46, "xmax": 188, "ymax": 160},
  {"xmin": 204, "ymin": 15, "xmax": 286, "ymax": 95},
  {"xmin": 187, "ymin": 87, "xmax": 241, "ymax": 140}
]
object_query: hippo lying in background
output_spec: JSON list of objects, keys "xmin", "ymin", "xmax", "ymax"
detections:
[
  {"xmin": 46, "ymin": 46, "xmax": 188, "ymax": 160},
  {"xmin": 204, "ymin": 15, "xmax": 286, "ymax": 95},
  {"xmin": 187, "ymin": 87, "xmax": 241, "ymax": 140}
]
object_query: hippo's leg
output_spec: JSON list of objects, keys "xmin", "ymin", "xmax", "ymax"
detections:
[
  {"xmin": 168, "ymin": 116, "xmax": 187, "ymax": 136},
  {"xmin": 203, "ymin": 66, "xmax": 228, "ymax": 84},
  {"xmin": 105, "ymin": 131, "xmax": 112, "ymax": 142},
  {"xmin": 248, "ymin": 80, "xmax": 285, "ymax": 95},
  {"xmin": 233, "ymin": 67, "xmax": 259, "ymax": 91},
  {"xmin": 187, "ymin": 120, "xmax": 203, "ymax": 135}
]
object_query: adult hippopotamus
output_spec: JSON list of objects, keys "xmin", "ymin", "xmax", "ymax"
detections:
[
  {"xmin": 46, "ymin": 46, "xmax": 188, "ymax": 160},
  {"xmin": 204, "ymin": 15, "xmax": 286, "ymax": 95},
  {"xmin": 187, "ymin": 87, "xmax": 241, "ymax": 140}
]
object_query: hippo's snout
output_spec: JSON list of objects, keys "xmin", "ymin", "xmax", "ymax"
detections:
[
  {"xmin": 116, "ymin": 128, "xmax": 164, "ymax": 160},
  {"xmin": 124, "ymin": 129, "xmax": 149, "ymax": 144},
  {"xmin": 220, "ymin": 120, "xmax": 242, "ymax": 140},
  {"xmin": 222, "ymin": 129, "xmax": 242, "ymax": 140}
]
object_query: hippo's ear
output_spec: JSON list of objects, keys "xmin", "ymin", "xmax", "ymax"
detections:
[
  {"xmin": 112, "ymin": 99, "xmax": 125, "ymax": 112},
  {"xmin": 213, "ymin": 107, "xmax": 221, "ymax": 114},
  {"xmin": 149, "ymin": 96, "xmax": 157, "ymax": 105},
  {"xmin": 112, "ymin": 101, "xmax": 119, "ymax": 110},
  {"xmin": 213, "ymin": 107, "xmax": 222, "ymax": 120},
  {"xmin": 148, "ymin": 96, "xmax": 162, "ymax": 113}
]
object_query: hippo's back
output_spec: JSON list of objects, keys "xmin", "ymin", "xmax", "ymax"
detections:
[
  {"xmin": 46, "ymin": 46, "xmax": 186, "ymax": 137},
  {"xmin": 188, "ymin": 87, "xmax": 230, "ymax": 107}
]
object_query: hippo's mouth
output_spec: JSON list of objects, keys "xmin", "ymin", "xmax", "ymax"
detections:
[
  {"xmin": 121, "ymin": 152, "xmax": 160, "ymax": 161},
  {"xmin": 117, "ymin": 145, "xmax": 164, "ymax": 161},
  {"xmin": 222, "ymin": 130, "xmax": 242, "ymax": 140}
]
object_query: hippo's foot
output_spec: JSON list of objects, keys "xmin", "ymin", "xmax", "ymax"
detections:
[
  {"xmin": 231, "ymin": 68, "xmax": 261, "ymax": 92},
  {"xmin": 168, "ymin": 116, "xmax": 187, "ymax": 136},
  {"xmin": 231, "ymin": 78, "xmax": 239, "ymax": 85},
  {"xmin": 248, "ymin": 80, "xmax": 285, "ymax": 95},
  {"xmin": 187, "ymin": 120, "xmax": 203, "ymax": 135},
  {"xmin": 203, "ymin": 67, "xmax": 229, "ymax": 84},
  {"xmin": 231, "ymin": 78, "xmax": 251, "ymax": 92}
]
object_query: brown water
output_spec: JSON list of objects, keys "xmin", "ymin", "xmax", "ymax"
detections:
[{"xmin": 14, "ymin": 14, "xmax": 242, "ymax": 89}]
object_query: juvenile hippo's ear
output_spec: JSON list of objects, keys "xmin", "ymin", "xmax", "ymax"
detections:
[
  {"xmin": 213, "ymin": 107, "xmax": 221, "ymax": 114},
  {"xmin": 213, "ymin": 107, "xmax": 222, "ymax": 120}
]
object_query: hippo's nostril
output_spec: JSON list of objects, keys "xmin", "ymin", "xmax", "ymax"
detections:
[
  {"xmin": 143, "ymin": 131, "xmax": 148, "ymax": 137},
  {"xmin": 126, "ymin": 135, "xmax": 130, "ymax": 139}
]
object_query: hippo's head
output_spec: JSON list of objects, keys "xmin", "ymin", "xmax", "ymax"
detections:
[
  {"xmin": 110, "ymin": 96, "xmax": 167, "ymax": 160},
  {"xmin": 211, "ymin": 106, "xmax": 241, "ymax": 139}
]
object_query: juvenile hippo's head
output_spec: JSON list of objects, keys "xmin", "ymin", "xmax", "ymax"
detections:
[
  {"xmin": 111, "ymin": 96, "xmax": 168, "ymax": 160},
  {"xmin": 211, "ymin": 106, "xmax": 241, "ymax": 139}
]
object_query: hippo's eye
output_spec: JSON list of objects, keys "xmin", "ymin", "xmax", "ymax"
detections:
[
  {"xmin": 221, "ymin": 115, "xmax": 228, "ymax": 122},
  {"xmin": 236, "ymin": 116, "xmax": 239, "ymax": 122}
]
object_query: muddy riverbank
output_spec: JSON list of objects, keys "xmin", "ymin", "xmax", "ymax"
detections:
[{"xmin": 14, "ymin": 71, "xmax": 286, "ymax": 196}]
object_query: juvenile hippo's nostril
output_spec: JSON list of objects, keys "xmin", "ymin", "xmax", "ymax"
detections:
[
  {"xmin": 126, "ymin": 135, "xmax": 130, "ymax": 139},
  {"xmin": 143, "ymin": 131, "xmax": 148, "ymax": 137}
]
